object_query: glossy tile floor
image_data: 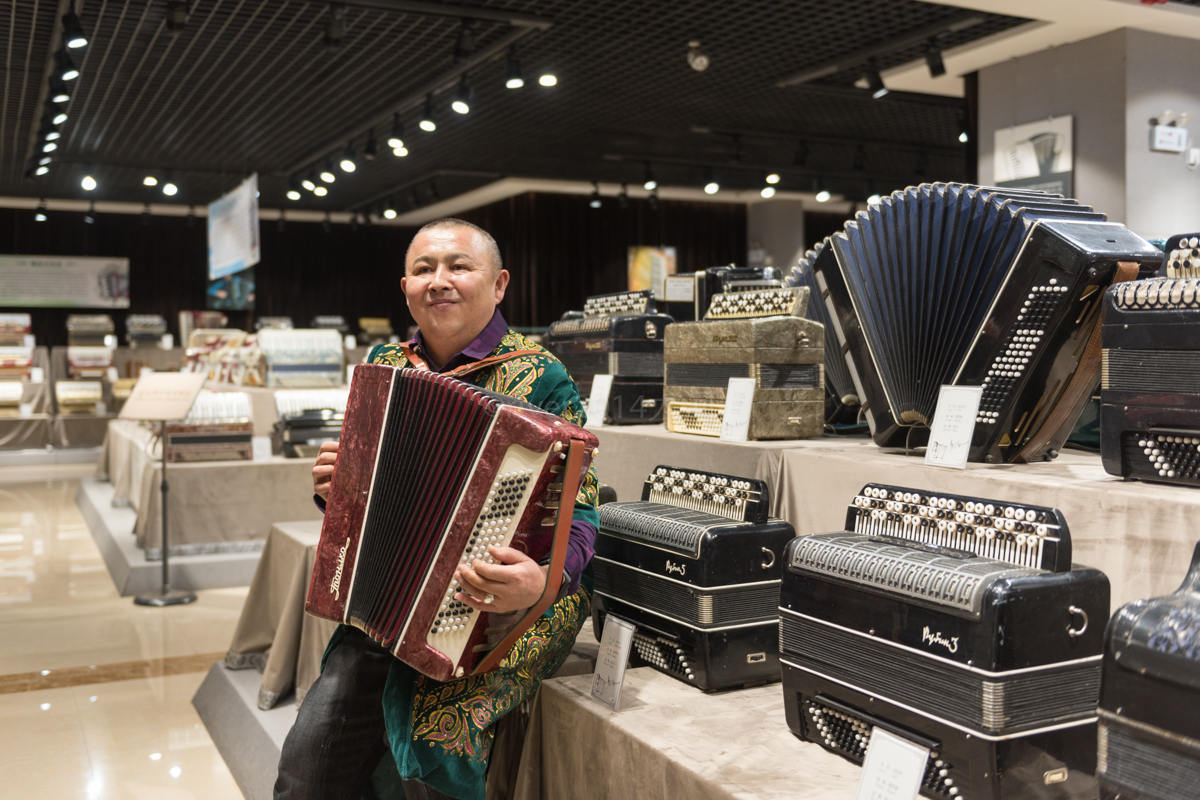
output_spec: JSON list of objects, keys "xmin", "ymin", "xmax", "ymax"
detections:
[{"xmin": 0, "ymin": 463, "xmax": 248, "ymax": 799}]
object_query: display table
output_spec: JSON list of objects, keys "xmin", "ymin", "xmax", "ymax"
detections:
[
  {"xmin": 225, "ymin": 521, "xmax": 339, "ymax": 709},
  {"xmin": 112, "ymin": 345, "xmax": 184, "ymax": 377},
  {"xmin": 97, "ymin": 419, "xmax": 157, "ymax": 507},
  {"xmin": 54, "ymin": 412, "xmax": 117, "ymax": 447},
  {"xmin": 206, "ymin": 382, "xmax": 286, "ymax": 437},
  {"xmin": 512, "ymin": 668, "xmax": 859, "ymax": 800},
  {"xmin": 0, "ymin": 348, "xmax": 54, "ymax": 450}
]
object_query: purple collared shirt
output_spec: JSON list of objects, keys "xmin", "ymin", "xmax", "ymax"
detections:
[{"xmin": 317, "ymin": 308, "xmax": 596, "ymax": 595}]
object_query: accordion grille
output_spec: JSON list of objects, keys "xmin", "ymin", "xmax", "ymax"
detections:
[
  {"xmin": 593, "ymin": 559, "xmax": 778, "ymax": 626},
  {"xmin": 781, "ymin": 613, "xmax": 1100, "ymax": 734},
  {"xmin": 347, "ymin": 375, "xmax": 494, "ymax": 644},
  {"xmin": 599, "ymin": 501, "xmax": 736, "ymax": 557},
  {"xmin": 788, "ymin": 533, "xmax": 1039, "ymax": 614},
  {"xmin": 1100, "ymin": 721, "xmax": 1200, "ymax": 800},
  {"xmin": 1102, "ymin": 350, "xmax": 1200, "ymax": 394}
]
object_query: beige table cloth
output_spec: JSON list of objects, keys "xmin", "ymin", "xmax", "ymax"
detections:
[
  {"xmin": 97, "ymin": 420, "xmax": 158, "ymax": 508},
  {"xmin": 225, "ymin": 521, "xmax": 339, "ymax": 709},
  {"xmin": 0, "ymin": 349, "xmax": 57, "ymax": 450},
  {"xmin": 512, "ymin": 668, "xmax": 860, "ymax": 800}
]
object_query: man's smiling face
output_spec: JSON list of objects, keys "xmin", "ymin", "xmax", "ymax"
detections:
[{"xmin": 402, "ymin": 225, "xmax": 509, "ymax": 357}]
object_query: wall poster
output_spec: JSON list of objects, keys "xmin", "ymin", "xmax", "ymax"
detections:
[
  {"xmin": 0, "ymin": 255, "xmax": 130, "ymax": 307},
  {"xmin": 627, "ymin": 247, "xmax": 677, "ymax": 299},
  {"xmin": 207, "ymin": 173, "xmax": 260, "ymax": 311},
  {"xmin": 993, "ymin": 116, "xmax": 1074, "ymax": 197}
]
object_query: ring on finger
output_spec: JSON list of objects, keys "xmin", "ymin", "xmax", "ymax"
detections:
[{"xmin": 483, "ymin": 594, "xmax": 495, "ymax": 605}]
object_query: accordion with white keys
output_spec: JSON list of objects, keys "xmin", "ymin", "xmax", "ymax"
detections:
[
  {"xmin": 306, "ymin": 365, "xmax": 598, "ymax": 681},
  {"xmin": 780, "ymin": 483, "xmax": 1108, "ymax": 799}
]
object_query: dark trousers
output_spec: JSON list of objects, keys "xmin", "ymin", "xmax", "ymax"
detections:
[{"xmin": 274, "ymin": 628, "xmax": 455, "ymax": 800}]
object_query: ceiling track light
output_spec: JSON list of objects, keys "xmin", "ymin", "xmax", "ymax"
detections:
[
  {"xmin": 339, "ymin": 141, "xmax": 357, "ymax": 173},
  {"xmin": 166, "ymin": 0, "xmax": 189, "ymax": 34},
  {"xmin": 642, "ymin": 162, "xmax": 657, "ymax": 191},
  {"xmin": 162, "ymin": 181, "xmax": 178, "ymax": 196},
  {"xmin": 618, "ymin": 184, "xmax": 629, "ymax": 209},
  {"xmin": 48, "ymin": 104, "xmax": 68, "ymax": 125},
  {"xmin": 703, "ymin": 168, "xmax": 719, "ymax": 195},
  {"xmin": 925, "ymin": 39, "xmax": 947, "ymax": 78},
  {"xmin": 419, "ymin": 94, "xmax": 437, "ymax": 132},
  {"xmin": 866, "ymin": 60, "xmax": 888, "ymax": 99},
  {"xmin": 814, "ymin": 177, "xmax": 831, "ymax": 203},
  {"xmin": 62, "ymin": 11, "xmax": 88, "ymax": 49},
  {"xmin": 505, "ymin": 46, "xmax": 524, "ymax": 89},
  {"xmin": 451, "ymin": 74, "xmax": 471, "ymax": 115},
  {"xmin": 34, "ymin": 163, "xmax": 49, "ymax": 176},
  {"xmin": 302, "ymin": 169, "xmax": 317, "ymax": 192},
  {"xmin": 324, "ymin": 3, "xmax": 346, "ymax": 48},
  {"xmin": 383, "ymin": 199, "xmax": 397, "ymax": 220},
  {"xmin": 387, "ymin": 113, "xmax": 405, "ymax": 149},
  {"xmin": 538, "ymin": 71, "xmax": 557, "ymax": 87},
  {"xmin": 364, "ymin": 129, "xmax": 377, "ymax": 161},
  {"xmin": 49, "ymin": 77, "xmax": 71, "ymax": 104},
  {"xmin": 143, "ymin": 174, "xmax": 158, "ymax": 186},
  {"xmin": 84, "ymin": 201, "xmax": 95, "ymax": 224},
  {"xmin": 81, "ymin": 173, "xmax": 96, "ymax": 191},
  {"xmin": 313, "ymin": 185, "xmax": 328, "ymax": 197},
  {"xmin": 320, "ymin": 157, "xmax": 337, "ymax": 183},
  {"xmin": 55, "ymin": 50, "xmax": 79, "ymax": 81},
  {"xmin": 42, "ymin": 141, "xmax": 58, "ymax": 153},
  {"xmin": 589, "ymin": 182, "xmax": 601, "ymax": 209},
  {"xmin": 647, "ymin": 189, "xmax": 659, "ymax": 212},
  {"xmin": 35, "ymin": 199, "xmax": 47, "ymax": 222},
  {"xmin": 454, "ymin": 20, "xmax": 475, "ymax": 63}
]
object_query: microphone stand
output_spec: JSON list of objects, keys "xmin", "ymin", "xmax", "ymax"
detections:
[{"xmin": 134, "ymin": 420, "xmax": 198, "ymax": 606}]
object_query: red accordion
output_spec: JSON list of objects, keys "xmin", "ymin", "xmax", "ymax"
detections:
[{"xmin": 306, "ymin": 365, "xmax": 598, "ymax": 681}]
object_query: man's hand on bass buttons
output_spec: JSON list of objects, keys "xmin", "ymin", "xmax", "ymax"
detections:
[
  {"xmin": 454, "ymin": 546, "xmax": 550, "ymax": 614},
  {"xmin": 312, "ymin": 440, "xmax": 339, "ymax": 501}
]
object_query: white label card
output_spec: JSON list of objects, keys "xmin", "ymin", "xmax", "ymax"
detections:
[
  {"xmin": 855, "ymin": 728, "xmax": 930, "ymax": 800},
  {"xmin": 343, "ymin": 334, "xmax": 357, "ymax": 350},
  {"xmin": 663, "ymin": 275, "xmax": 695, "ymax": 303},
  {"xmin": 252, "ymin": 436, "xmax": 273, "ymax": 462},
  {"xmin": 18, "ymin": 402, "xmax": 32, "ymax": 418},
  {"xmin": 590, "ymin": 614, "xmax": 636, "ymax": 711},
  {"xmin": 94, "ymin": 401, "xmax": 107, "ymax": 416},
  {"xmin": 23, "ymin": 334, "xmax": 35, "ymax": 347},
  {"xmin": 719, "ymin": 377, "xmax": 756, "ymax": 442},
  {"xmin": 106, "ymin": 367, "xmax": 119, "ymax": 383},
  {"xmin": 924, "ymin": 385, "xmax": 983, "ymax": 470},
  {"xmin": 584, "ymin": 374, "xmax": 614, "ymax": 429},
  {"xmin": 29, "ymin": 367, "xmax": 44, "ymax": 384},
  {"xmin": 161, "ymin": 333, "xmax": 174, "ymax": 350}
]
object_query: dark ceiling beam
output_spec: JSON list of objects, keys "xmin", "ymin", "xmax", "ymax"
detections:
[
  {"xmin": 601, "ymin": 152, "xmax": 943, "ymax": 186},
  {"xmin": 341, "ymin": 0, "xmax": 552, "ymax": 29},
  {"xmin": 21, "ymin": 0, "xmax": 73, "ymax": 174},
  {"xmin": 346, "ymin": 167, "xmax": 500, "ymax": 211},
  {"xmin": 775, "ymin": 10, "xmax": 985, "ymax": 87},
  {"xmin": 283, "ymin": 25, "xmax": 535, "ymax": 176},
  {"xmin": 688, "ymin": 126, "xmax": 963, "ymax": 157}
]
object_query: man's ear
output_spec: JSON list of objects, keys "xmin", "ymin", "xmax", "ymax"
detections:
[
  {"xmin": 401, "ymin": 275, "xmax": 409, "ymax": 306},
  {"xmin": 493, "ymin": 269, "xmax": 510, "ymax": 304}
]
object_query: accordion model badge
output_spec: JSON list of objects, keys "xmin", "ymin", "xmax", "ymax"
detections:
[
  {"xmin": 1097, "ymin": 542, "xmax": 1200, "ymax": 800},
  {"xmin": 1160, "ymin": 233, "xmax": 1199, "ymax": 279},
  {"xmin": 790, "ymin": 241, "xmax": 862, "ymax": 424},
  {"xmin": 545, "ymin": 290, "xmax": 672, "ymax": 424},
  {"xmin": 165, "ymin": 392, "xmax": 254, "ymax": 462},
  {"xmin": 1100, "ymin": 277, "xmax": 1200, "ymax": 486},
  {"xmin": 306, "ymin": 366, "xmax": 598, "ymax": 681},
  {"xmin": 664, "ymin": 286, "xmax": 824, "ymax": 440},
  {"xmin": 66, "ymin": 314, "xmax": 115, "ymax": 346},
  {"xmin": 780, "ymin": 483, "xmax": 1108, "ymax": 800},
  {"xmin": 272, "ymin": 389, "xmax": 349, "ymax": 458},
  {"xmin": 0, "ymin": 313, "xmax": 31, "ymax": 347},
  {"xmin": 257, "ymin": 328, "xmax": 345, "ymax": 388},
  {"xmin": 125, "ymin": 314, "xmax": 168, "ymax": 348},
  {"xmin": 55, "ymin": 381, "xmax": 102, "ymax": 414},
  {"xmin": 592, "ymin": 465, "xmax": 793, "ymax": 691},
  {"xmin": 813, "ymin": 182, "xmax": 1161, "ymax": 462}
]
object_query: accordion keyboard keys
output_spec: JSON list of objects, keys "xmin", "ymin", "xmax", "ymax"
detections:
[
  {"xmin": 631, "ymin": 632, "xmax": 694, "ymax": 681},
  {"xmin": 1165, "ymin": 236, "xmax": 1200, "ymax": 279},
  {"xmin": 666, "ymin": 402, "xmax": 724, "ymax": 436}
]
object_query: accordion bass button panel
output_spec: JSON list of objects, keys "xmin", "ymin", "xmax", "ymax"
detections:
[{"xmin": 424, "ymin": 444, "xmax": 546, "ymax": 669}]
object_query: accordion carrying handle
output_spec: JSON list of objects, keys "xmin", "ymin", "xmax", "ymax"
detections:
[
  {"xmin": 472, "ymin": 436, "xmax": 587, "ymax": 676},
  {"xmin": 1013, "ymin": 261, "xmax": 1141, "ymax": 464}
]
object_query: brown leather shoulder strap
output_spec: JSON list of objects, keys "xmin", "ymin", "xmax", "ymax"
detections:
[{"xmin": 399, "ymin": 343, "xmax": 544, "ymax": 379}]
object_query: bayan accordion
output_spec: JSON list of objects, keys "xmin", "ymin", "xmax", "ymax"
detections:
[
  {"xmin": 790, "ymin": 241, "xmax": 862, "ymax": 423},
  {"xmin": 272, "ymin": 388, "xmax": 349, "ymax": 458},
  {"xmin": 1100, "ymin": 277, "xmax": 1200, "ymax": 485},
  {"xmin": 1097, "ymin": 542, "xmax": 1200, "ymax": 800},
  {"xmin": 257, "ymin": 328, "xmax": 345, "ymax": 388},
  {"xmin": 0, "ymin": 346, "xmax": 34, "ymax": 380},
  {"xmin": 125, "ymin": 314, "xmax": 168, "ymax": 348},
  {"xmin": 813, "ymin": 182, "xmax": 1160, "ymax": 462},
  {"xmin": 66, "ymin": 346, "xmax": 114, "ymax": 379},
  {"xmin": 664, "ymin": 286, "xmax": 824, "ymax": 440},
  {"xmin": 306, "ymin": 365, "xmax": 598, "ymax": 681},
  {"xmin": 0, "ymin": 313, "xmax": 31, "ymax": 347},
  {"xmin": 255, "ymin": 316, "xmax": 294, "ymax": 330},
  {"xmin": 545, "ymin": 290, "xmax": 672, "ymax": 425},
  {"xmin": 55, "ymin": 381, "xmax": 102, "ymax": 414},
  {"xmin": 592, "ymin": 465, "xmax": 793, "ymax": 691},
  {"xmin": 358, "ymin": 317, "xmax": 394, "ymax": 346},
  {"xmin": 310, "ymin": 315, "xmax": 350, "ymax": 334},
  {"xmin": 66, "ymin": 314, "xmax": 114, "ymax": 346},
  {"xmin": 780, "ymin": 483, "xmax": 1108, "ymax": 800},
  {"xmin": 165, "ymin": 392, "xmax": 253, "ymax": 462},
  {"xmin": 1160, "ymin": 233, "xmax": 1200, "ymax": 279}
]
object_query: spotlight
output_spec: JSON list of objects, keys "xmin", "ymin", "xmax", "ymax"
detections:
[
  {"xmin": 34, "ymin": 165, "xmax": 49, "ymax": 176},
  {"xmin": 925, "ymin": 43, "xmax": 946, "ymax": 78},
  {"xmin": 589, "ymin": 182, "xmax": 601, "ymax": 208},
  {"xmin": 816, "ymin": 189, "xmax": 831, "ymax": 203},
  {"xmin": 162, "ymin": 181, "xmax": 178, "ymax": 196},
  {"xmin": 538, "ymin": 73, "xmax": 556, "ymax": 87},
  {"xmin": 454, "ymin": 20, "xmax": 474, "ymax": 62},
  {"xmin": 81, "ymin": 174, "xmax": 96, "ymax": 191},
  {"xmin": 505, "ymin": 47, "xmax": 524, "ymax": 89},
  {"xmin": 703, "ymin": 168, "xmax": 719, "ymax": 195},
  {"xmin": 686, "ymin": 41, "xmax": 710, "ymax": 73},
  {"xmin": 38, "ymin": 156, "xmax": 51, "ymax": 165},
  {"xmin": 339, "ymin": 143, "xmax": 357, "ymax": 173},
  {"xmin": 393, "ymin": 146, "xmax": 408, "ymax": 157},
  {"xmin": 760, "ymin": 186, "xmax": 776, "ymax": 199},
  {"xmin": 301, "ymin": 177, "xmax": 316, "ymax": 192},
  {"xmin": 49, "ymin": 105, "xmax": 68, "ymax": 125},
  {"xmin": 765, "ymin": 173, "xmax": 780, "ymax": 184},
  {"xmin": 42, "ymin": 141, "xmax": 57, "ymax": 153},
  {"xmin": 387, "ymin": 114, "xmax": 404, "ymax": 148},
  {"xmin": 364, "ymin": 129, "xmax": 377, "ymax": 161},
  {"xmin": 49, "ymin": 77, "xmax": 71, "ymax": 103},
  {"xmin": 383, "ymin": 200, "xmax": 397, "ymax": 220},
  {"xmin": 320, "ymin": 158, "xmax": 336, "ymax": 183},
  {"xmin": 643, "ymin": 163, "xmax": 656, "ymax": 191},
  {"xmin": 287, "ymin": 190, "xmax": 301, "ymax": 201},
  {"xmin": 866, "ymin": 62, "xmax": 888, "ymax": 99},
  {"xmin": 166, "ymin": 0, "xmax": 189, "ymax": 33},
  {"xmin": 313, "ymin": 185, "xmax": 328, "ymax": 197},
  {"xmin": 62, "ymin": 12, "xmax": 88, "ymax": 49},
  {"xmin": 958, "ymin": 131, "xmax": 969, "ymax": 144},
  {"xmin": 35, "ymin": 200, "xmax": 47, "ymax": 222},
  {"xmin": 44, "ymin": 130, "xmax": 60, "ymax": 141},
  {"xmin": 419, "ymin": 94, "xmax": 436, "ymax": 132},
  {"xmin": 55, "ymin": 50, "xmax": 79, "ymax": 81},
  {"xmin": 324, "ymin": 3, "xmax": 346, "ymax": 48},
  {"xmin": 451, "ymin": 75, "xmax": 471, "ymax": 115},
  {"xmin": 143, "ymin": 175, "xmax": 158, "ymax": 186},
  {"xmin": 84, "ymin": 201, "xmax": 95, "ymax": 224},
  {"xmin": 867, "ymin": 194, "xmax": 882, "ymax": 205}
]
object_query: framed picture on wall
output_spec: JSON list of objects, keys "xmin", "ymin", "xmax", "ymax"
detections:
[{"xmin": 993, "ymin": 115, "xmax": 1074, "ymax": 196}]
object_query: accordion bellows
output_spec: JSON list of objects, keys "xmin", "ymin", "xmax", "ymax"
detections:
[
  {"xmin": 790, "ymin": 241, "xmax": 859, "ymax": 409},
  {"xmin": 1098, "ymin": 542, "xmax": 1200, "ymax": 800},
  {"xmin": 815, "ymin": 182, "xmax": 1161, "ymax": 462},
  {"xmin": 306, "ymin": 366, "xmax": 597, "ymax": 681}
]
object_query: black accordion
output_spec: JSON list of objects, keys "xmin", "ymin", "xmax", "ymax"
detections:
[
  {"xmin": 813, "ymin": 182, "xmax": 1161, "ymax": 462},
  {"xmin": 790, "ymin": 241, "xmax": 862, "ymax": 424},
  {"xmin": 272, "ymin": 389, "xmax": 349, "ymax": 458},
  {"xmin": 1098, "ymin": 542, "xmax": 1200, "ymax": 800},
  {"xmin": 545, "ymin": 290, "xmax": 672, "ymax": 424},
  {"xmin": 1100, "ymin": 277, "xmax": 1200, "ymax": 485},
  {"xmin": 591, "ymin": 465, "xmax": 794, "ymax": 692},
  {"xmin": 780, "ymin": 483, "xmax": 1108, "ymax": 800},
  {"xmin": 125, "ymin": 314, "xmax": 168, "ymax": 348}
]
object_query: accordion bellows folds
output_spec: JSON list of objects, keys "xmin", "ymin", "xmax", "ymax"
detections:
[
  {"xmin": 545, "ymin": 290, "xmax": 672, "ymax": 425},
  {"xmin": 664, "ymin": 286, "xmax": 824, "ymax": 440},
  {"xmin": 814, "ymin": 182, "xmax": 1161, "ymax": 462},
  {"xmin": 790, "ymin": 241, "xmax": 860, "ymax": 413},
  {"xmin": 1100, "ymin": 277, "xmax": 1200, "ymax": 486},
  {"xmin": 592, "ymin": 465, "xmax": 794, "ymax": 692},
  {"xmin": 780, "ymin": 483, "xmax": 1108, "ymax": 800},
  {"xmin": 306, "ymin": 365, "xmax": 598, "ymax": 682},
  {"xmin": 1098, "ymin": 542, "xmax": 1200, "ymax": 800}
]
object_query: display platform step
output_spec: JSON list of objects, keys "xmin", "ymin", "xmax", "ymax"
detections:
[
  {"xmin": 0, "ymin": 445, "xmax": 102, "ymax": 467},
  {"xmin": 76, "ymin": 477, "xmax": 263, "ymax": 596},
  {"xmin": 193, "ymin": 662, "xmax": 294, "ymax": 800}
]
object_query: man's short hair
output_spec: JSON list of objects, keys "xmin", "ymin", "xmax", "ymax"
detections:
[{"xmin": 406, "ymin": 218, "xmax": 503, "ymax": 274}]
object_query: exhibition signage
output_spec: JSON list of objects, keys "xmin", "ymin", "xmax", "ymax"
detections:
[
  {"xmin": 590, "ymin": 613, "xmax": 636, "ymax": 711},
  {"xmin": 585, "ymin": 374, "xmax": 615, "ymax": 429},
  {"xmin": 924, "ymin": 385, "xmax": 983, "ymax": 470},
  {"xmin": 207, "ymin": 173, "xmax": 261, "ymax": 281},
  {"xmin": 0, "ymin": 255, "xmax": 130, "ymax": 308},
  {"xmin": 854, "ymin": 728, "xmax": 930, "ymax": 800},
  {"xmin": 720, "ymin": 377, "xmax": 756, "ymax": 442}
]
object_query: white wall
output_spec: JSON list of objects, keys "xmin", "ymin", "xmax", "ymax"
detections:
[{"xmin": 746, "ymin": 200, "xmax": 806, "ymax": 271}]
